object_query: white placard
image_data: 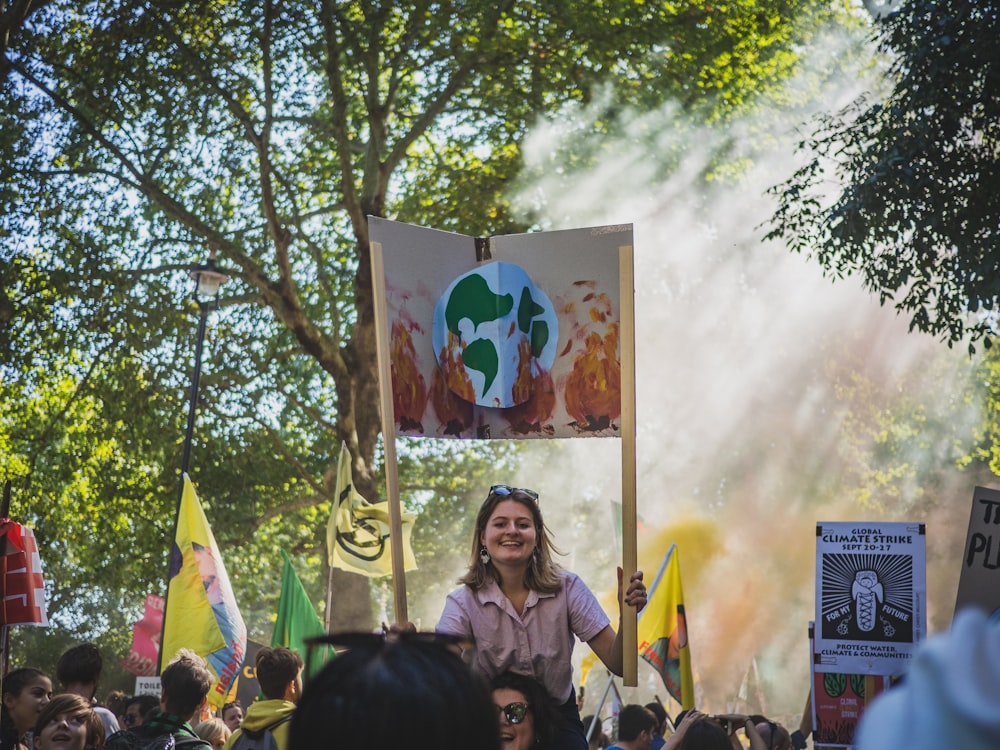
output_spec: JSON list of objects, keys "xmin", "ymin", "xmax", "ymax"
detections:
[{"xmin": 814, "ymin": 521, "xmax": 926, "ymax": 675}]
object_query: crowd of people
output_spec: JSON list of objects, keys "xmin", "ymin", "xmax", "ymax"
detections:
[{"xmin": 4, "ymin": 483, "xmax": 999, "ymax": 750}]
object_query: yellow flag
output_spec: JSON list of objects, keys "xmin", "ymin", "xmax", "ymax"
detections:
[
  {"xmin": 326, "ymin": 443, "xmax": 417, "ymax": 577},
  {"xmin": 637, "ymin": 544, "xmax": 694, "ymax": 710},
  {"xmin": 161, "ymin": 475, "xmax": 247, "ymax": 707}
]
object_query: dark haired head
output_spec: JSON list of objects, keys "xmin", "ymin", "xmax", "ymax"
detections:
[
  {"xmin": 292, "ymin": 633, "xmax": 499, "ymax": 750},
  {"xmin": 160, "ymin": 648, "xmax": 213, "ymax": 718},
  {"xmin": 34, "ymin": 694, "xmax": 104, "ymax": 750},
  {"xmin": 680, "ymin": 718, "xmax": 730, "ymax": 750},
  {"xmin": 645, "ymin": 702, "xmax": 667, "ymax": 732},
  {"xmin": 56, "ymin": 644, "xmax": 103, "ymax": 689},
  {"xmin": 1, "ymin": 668, "xmax": 51, "ymax": 740},
  {"xmin": 490, "ymin": 671, "xmax": 558, "ymax": 748},
  {"xmin": 255, "ymin": 647, "xmax": 303, "ymax": 700},
  {"xmin": 617, "ymin": 705, "xmax": 658, "ymax": 743},
  {"xmin": 123, "ymin": 694, "xmax": 159, "ymax": 725},
  {"xmin": 581, "ymin": 714, "xmax": 606, "ymax": 746}
]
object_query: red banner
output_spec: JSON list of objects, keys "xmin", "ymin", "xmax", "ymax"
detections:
[{"xmin": 120, "ymin": 594, "xmax": 165, "ymax": 676}]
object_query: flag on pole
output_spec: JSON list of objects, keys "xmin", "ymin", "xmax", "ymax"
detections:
[
  {"xmin": 272, "ymin": 550, "xmax": 329, "ymax": 674},
  {"xmin": 162, "ymin": 474, "xmax": 247, "ymax": 708},
  {"xmin": 638, "ymin": 543, "xmax": 694, "ymax": 709},
  {"xmin": 326, "ymin": 442, "xmax": 417, "ymax": 577},
  {"xmin": 0, "ymin": 520, "xmax": 48, "ymax": 627}
]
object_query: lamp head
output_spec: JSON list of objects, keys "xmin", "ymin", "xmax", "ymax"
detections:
[{"xmin": 189, "ymin": 248, "xmax": 230, "ymax": 302}]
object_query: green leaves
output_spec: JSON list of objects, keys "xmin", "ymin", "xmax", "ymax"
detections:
[{"xmin": 767, "ymin": 0, "xmax": 1000, "ymax": 349}]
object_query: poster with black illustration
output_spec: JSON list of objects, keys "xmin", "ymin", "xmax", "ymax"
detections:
[{"xmin": 814, "ymin": 522, "xmax": 926, "ymax": 675}]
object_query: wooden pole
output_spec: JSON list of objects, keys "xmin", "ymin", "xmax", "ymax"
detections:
[
  {"xmin": 619, "ymin": 244, "xmax": 638, "ymax": 686},
  {"xmin": 369, "ymin": 241, "xmax": 408, "ymax": 622}
]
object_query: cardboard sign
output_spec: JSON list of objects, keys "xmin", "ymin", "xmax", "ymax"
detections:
[
  {"xmin": 370, "ymin": 218, "xmax": 630, "ymax": 439},
  {"xmin": 134, "ymin": 676, "xmax": 161, "ymax": 697},
  {"xmin": 808, "ymin": 622, "xmax": 888, "ymax": 748},
  {"xmin": 814, "ymin": 522, "xmax": 926, "ymax": 675},
  {"xmin": 954, "ymin": 485, "xmax": 1000, "ymax": 619}
]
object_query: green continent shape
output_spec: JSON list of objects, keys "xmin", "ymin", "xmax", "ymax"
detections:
[
  {"xmin": 446, "ymin": 274, "xmax": 514, "ymax": 336},
  {"xmin": 530, "ymin": 320, "xmax": 549, "ymax": 358},
  {"xmin": 517, "ymin": 287, "xmax": 545, "ymax": 334},
  {"xmin": 462, "ymin": 338, "xmax": 500, "ymax": 395}
]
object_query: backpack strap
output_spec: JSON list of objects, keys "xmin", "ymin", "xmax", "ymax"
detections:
[
  {"xmin": 239, "ymin": 716, "xmax": 293, "ymax": 740},
  {"xmin": 174, "ymin": 737, "xmax": 212, "ymax": 750}
]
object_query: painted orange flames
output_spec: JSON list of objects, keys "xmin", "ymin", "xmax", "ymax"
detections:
[
  {"xmin": 390, "ymin": 320, "xmax": 427, "ymax": 433},
  {"xmin": 559, "ymin": 283, "xmax": 621, "ymax": 433}
]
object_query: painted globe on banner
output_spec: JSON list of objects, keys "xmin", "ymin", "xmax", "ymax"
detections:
[{"xmin": 432, "ymin": 261, "xmax": 558, "ymax": 408}]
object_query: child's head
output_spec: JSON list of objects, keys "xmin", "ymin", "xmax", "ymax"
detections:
[{"xmin": 33, "ymin": 694, "xmax": 104, "ymax": 750}]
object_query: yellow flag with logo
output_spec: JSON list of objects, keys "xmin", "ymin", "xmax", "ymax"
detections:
[
  {"xmin": 326, "ymin": 443, "xmax": 417, "ymax": 577},
  {"xmin": 637, "ymin": 543, "xmax": 694, "ymax": 709}
]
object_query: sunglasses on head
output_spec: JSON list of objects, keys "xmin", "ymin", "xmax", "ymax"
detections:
[
  {"xmin": 496, "ymin": 701, "xmax": 531, "ymax": 724},
  {"xmin": 490, "ymin": 485, "xmax": 539, "ymax": 502}
]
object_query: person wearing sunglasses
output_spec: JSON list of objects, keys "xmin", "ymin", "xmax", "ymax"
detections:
[
  {"xmin": 492, "ymin": 671, "xmax": 557, "ymax": 750},
  {"xmin": 435, "ymin": 484, "xmax": 648, "ymax": 750}
]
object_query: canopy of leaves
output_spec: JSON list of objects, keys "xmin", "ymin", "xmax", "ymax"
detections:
[
  {"xmin": 766, "ymin": 0, "xmax": 1000, "ymax": 351},
  {"xmin": 2, "ymin": 0, "xmax": 848, "ymax": 674}
]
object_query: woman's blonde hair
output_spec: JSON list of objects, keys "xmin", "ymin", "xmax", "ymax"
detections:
[
  {"xmin": 459, "ymin": 487, "xmax": 563, "ymax": 593},
  {"xmin": 195, "ymin": 718, "xmax": 231, "ymax": 748}
]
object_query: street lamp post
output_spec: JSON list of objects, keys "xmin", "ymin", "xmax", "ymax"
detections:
[
  {"xmin": 157, "ymin": 248, "xmax": 230, "ymax": 673},
  {"xmin": 178, "ymin": 251, "xmax": 231, "ymax": 481}
]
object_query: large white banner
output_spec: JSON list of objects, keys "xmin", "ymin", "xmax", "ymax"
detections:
[{"xmin": 814, "ymin": 521, "xmax": 926, "ymax": 676}]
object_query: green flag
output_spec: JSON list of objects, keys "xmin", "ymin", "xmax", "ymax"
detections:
[{"xmin": 272, "ymin": 550, "xmax": 329, "ymax": 675}]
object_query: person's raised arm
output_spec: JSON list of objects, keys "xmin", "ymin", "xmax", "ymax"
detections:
[
  {"xmin": 661, "ymin": 709, "xmax": 704, "ymax": 750},
  {"xmin": 587, "ymin": 568, "xmax": 646, "ymax": 675}
]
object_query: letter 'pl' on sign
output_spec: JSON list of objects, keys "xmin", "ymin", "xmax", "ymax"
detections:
[{"xmin": 954, "ymin": 485, "xmax": 1000, "ymax": 620}]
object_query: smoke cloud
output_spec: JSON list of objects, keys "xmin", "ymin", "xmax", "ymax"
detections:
[{"xmin": 476, "ymin": 21, "xmax": 992, "ymax": 720}]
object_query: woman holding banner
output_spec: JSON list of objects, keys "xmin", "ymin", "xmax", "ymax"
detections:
[{"xmin": 435, "ymin": 484, "xmax": 646, "ymax": 750}]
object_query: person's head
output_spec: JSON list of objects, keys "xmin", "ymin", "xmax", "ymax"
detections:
[
  {"xmin": 2, "ymin": 668, "xmax": 53, "ymax": 737},
  {"xmin": 677, "ymin": 717, "xmax": 730, "ymax": 750},
  {"xmin": 32, "ymin": 694, "xmax": 104, "ymax": 750},
  {"xmin": 160, "ymin": 648, "xmax": 213, "ymax": 721},
  {"xmin": 461, "ymin": 485, "xmax": 562, "ymax": 592},
  {"xmin": 581, "ymin": 714, "xmax": 608, "ymax": 749},
  {"xmin": 121, "ymin": 694, "xmax": 159, "ymax": 729},
  {"xmin": 194, "ymin": 718, "xmax": 231, "ymax": 750},
  {"xmin": 616, "ymin": 705, "xmax": 658, "ymax": 749},
  {"xmin": 644, "ymin": 703, "xmax": 667, "ymax": 736},
  {"xmin": 104, "ymin": 690, "xmax": 128, "ymax": 720},
  {"xmin": 55, "ymin": 644, "xmax": 103, "ymax": 699},
  {"xmin": 291, "ymin": 632, "xmax": 499, "ymax": 750},
  {"xmin": 491, "ymin": 671, "xmax": 556, "ymax": 750},
  {"xmin": 255, "ymin": 647, "xmax": 304, "ymax": 702},
  {"xmin": 755, "ymin": 720, "xmax": 791, "ymax": 750},
  {"xmin": 220, "ymin": 701, "xmax": 243, "ymax": 732}
]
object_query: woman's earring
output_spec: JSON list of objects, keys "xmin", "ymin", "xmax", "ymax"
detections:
[{"xmin": 480, "ymin": 545, "xmax": 491, "ymax": 565}]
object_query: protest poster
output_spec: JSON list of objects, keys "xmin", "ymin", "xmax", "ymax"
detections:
[
  {"xmin": 369, "ymin": 217, "xmax": 630, "ymax": 440},
  {"xmin": 954, "ymin": 485, "xmax": 1000, "ymax": 619},
  {"xmin": 808, "ymin": 622, "xmax": 888, "ymax": 748},
  {"xmin": 134, "ymin": 676, "xmax": 161, "ymax": 697},
  {"xmin": 814, "ymin": 522, "xmax": 926, "ymax": 675}
]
